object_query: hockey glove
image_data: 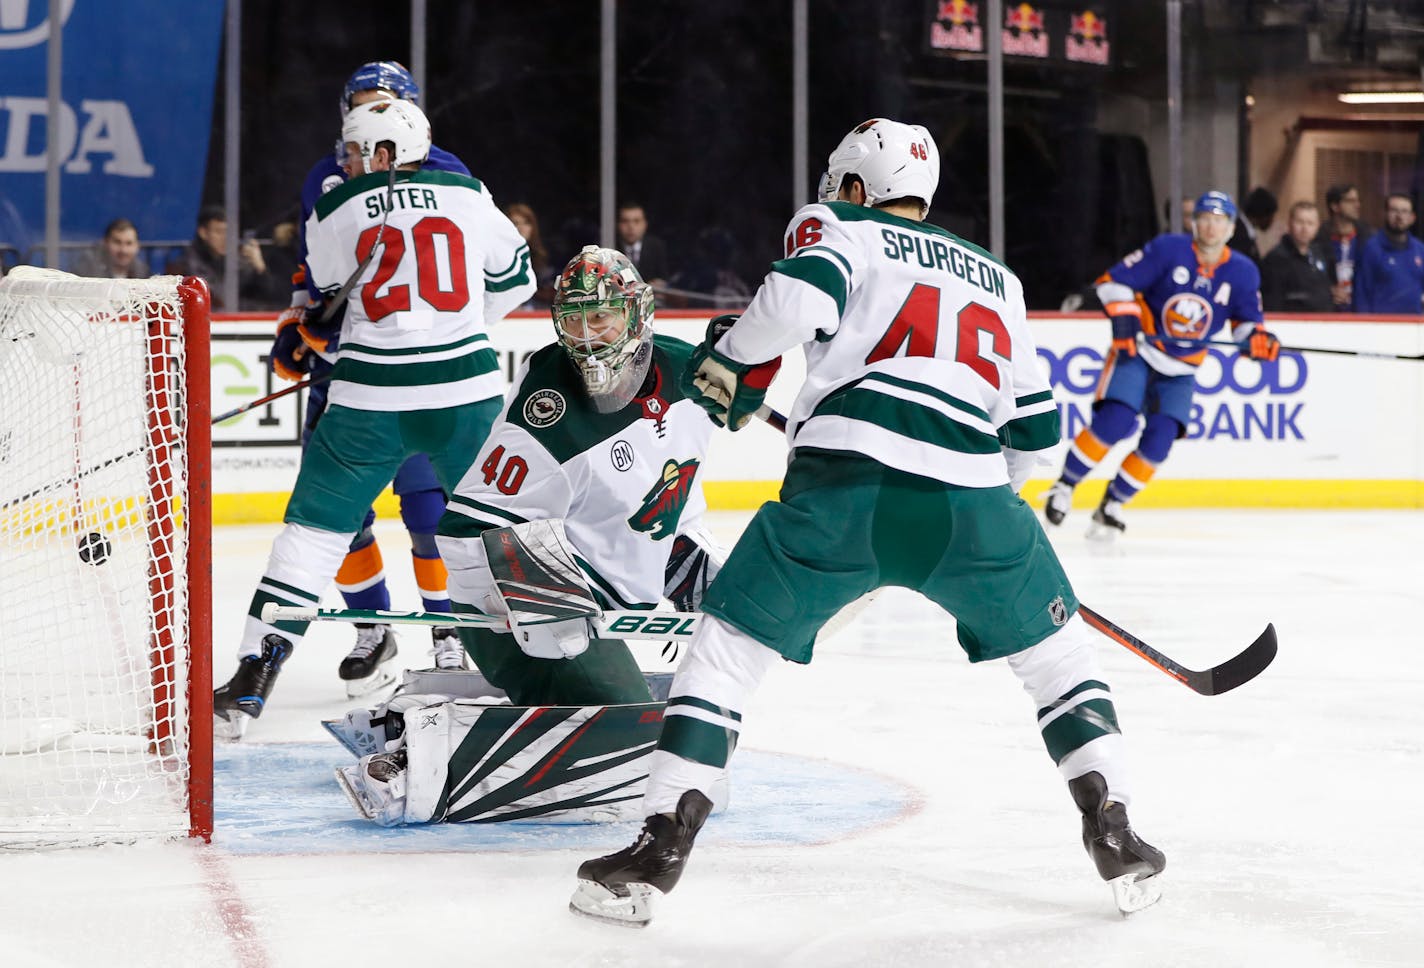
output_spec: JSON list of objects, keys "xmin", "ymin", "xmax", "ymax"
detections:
[
  {"xmin": 1109, "ymin": 313, "xmax": 1138, "ymax": 359},
  {"xmin": 1241, "ymin": 328, "xmax": 1281, "ymax": 363},
  {"xmin": 269, "ymin": 307, "xmax": 309, "ymax": 382},
  {"xmin": 297, "ymin": 303, "xmax": 343, "ymax": 357},
  {"xmin": 681, "ymin": 314, "xmax": 782, "ymax": 431}
]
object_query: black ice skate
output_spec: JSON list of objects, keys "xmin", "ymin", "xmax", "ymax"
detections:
[
  {"xmin": 1068, "ymin": 771, "xmax": 1166, "ymax": 915},
  {"xmin": 339, "ymin": 624, "xmax": 399, "ymax": 697},
  {"xmin": 1088, "ymin": 494, "xmax": 1127, "ymax": 537},
  {"xmin": 213, "ymin": 634, "xmax": 293, "ymax": 742},
  {"xmin": 1043, "ymin": 480, "xmax": 1073, "ymax": 526},
  {"xmin": 569, "ymin": 789, "xmax": 714, "ymax": 928}
]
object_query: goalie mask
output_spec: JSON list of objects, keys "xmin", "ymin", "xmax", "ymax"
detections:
[
  {"xmin": 817, "ymin": 118, "xmax": 940, "ymax": 216},
  {"xmin": 341, "ymin": 99, "xmax": 432, "ymax": 171},
  {"xmin": 551, "ymin": 245, "xmax": 655, "ymax": 413}
]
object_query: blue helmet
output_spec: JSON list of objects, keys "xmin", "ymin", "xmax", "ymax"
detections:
[
  {"xmin": 1193, "ymin": 190, "xmax": 1237, "ymax": 221},
  {"xmin": 341, "ymin": 61, "xmax": 420, "ymax": 116}
]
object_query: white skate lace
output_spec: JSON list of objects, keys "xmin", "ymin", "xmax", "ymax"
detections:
[{"xmin": 346, "ymin": 625, "xmax": 388, "ymax": 660}]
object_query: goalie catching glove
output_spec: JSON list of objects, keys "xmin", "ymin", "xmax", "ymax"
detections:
[
  {"xmin": 680, "ymin": 314, "xmax": 782, "ymax": 431},
  {"xmin": 481, "ymin": 520, "xmax": 601, "ymax": 660}
]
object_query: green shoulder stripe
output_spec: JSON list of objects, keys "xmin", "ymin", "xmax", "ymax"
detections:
[
  {"xmin": 999, "ymin": 409, "xmax": 1062, "ymax": 451},
  {"xmin": 772, "ymin": 255, "xmax": 847, "ymax": 315},
  {"xmin": 314, "ymin": 168, "xmax": 485, "ymax": 222}
]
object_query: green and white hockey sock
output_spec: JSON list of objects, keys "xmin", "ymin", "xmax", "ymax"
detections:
[
  {"xmin": 240, "ymin": 523, "xmax": 355, "ymax": 658},
  {"xmin": 643, "ymin": 614, "xmax": 777, "ymax": 815}
]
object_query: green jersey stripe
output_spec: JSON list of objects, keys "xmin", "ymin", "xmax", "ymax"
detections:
[
  {"xmin": 332, "ymin": 346, "xmax": 498, "ymax": 388},
  {"xmin": 796, "ymin": 244, "xmax": 854, "ymax": 281},
  {"xmin": 771, "ymin": 255, "xmax": 847, "ymax": 315},
  {"xmin": 445, "ymin": 495, "xmax": 528, "ymax": 527},
  {"xmin": 573, "ymin": 555, "xmax": 654, "ymax": 611},
  {"xmin": 855, "ymin": 372, "xmax": 991, "ymax": 422},
  {"xmin": 486, "ymin": 245, "xmax": 531, "ymax": 281},
  {"xmin": 812, "ymin": 387, "xmax": 1002, "ymax": 455},
  {"xmin": 1016, "ymin": 389, "xmax": 1055, "ymax": 407},
  {"xmin": 485, "ymin": 251, "xmax": 533, "ymax": 292},
  {"xmin": 314, "ymin": 168, "xmax": 485, "ymax": 222},
  {"xmin": 1000, "ymin": 410, "xmax": 1061, "ymax": 452},
  {"xmin": 343, "ymin": 332, "xmax": 489, "ymax": 358},
  {"xmin": 256, "ymin": 576, "xmax": 321, "ymax": 604}
]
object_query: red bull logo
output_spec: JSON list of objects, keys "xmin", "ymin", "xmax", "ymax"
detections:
[
  {"xmin": 1067, "ymin": 9, "xmax": 1111, "ymax": 65},
  {"xmin": 1002, "ymin": 3, "xmax": 1048, "ymax": 57},
  {"xmin": 930, "ymin": 0, "xmax": 983, "ymax": 52}
]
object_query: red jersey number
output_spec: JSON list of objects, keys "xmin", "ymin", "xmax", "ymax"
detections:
[
  {"xmin": 865, "ymin": 285, "xmax": 1010, "ymax": 390},
  {"xmin": 357, "ymin": 215, "xmax": 472, "ymax": 322},
  {"xmin": 784, "ymin": 217, "xmax": 823, "ymax": 257},
  {"xmin": 480, "ymin": 445, "xmax": 528, "ymax": 495}
]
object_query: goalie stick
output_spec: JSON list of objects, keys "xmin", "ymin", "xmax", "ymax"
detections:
[
  {"xmin": 262, "ymin": 603, "xmax": 699, "ymax": 642},
  {"xmin": 1078, "ymin": 604, "xmax": 1277, "ymax": 696}
]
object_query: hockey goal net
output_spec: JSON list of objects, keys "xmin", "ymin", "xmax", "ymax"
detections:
[{"xmin": 0, "ymin": 268, "xmax": 212, "ymax": 847}]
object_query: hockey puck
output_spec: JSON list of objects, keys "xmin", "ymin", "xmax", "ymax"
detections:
[{"xmin": 76, "ymin": 531, "xmax": 111, "ymax": 566}]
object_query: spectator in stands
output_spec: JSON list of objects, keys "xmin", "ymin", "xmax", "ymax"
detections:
[
  {"xmin": 261, "ymin": 221, "xmax": 301, "ymax": 299},
  {"xmin": 615, "ymin": 202, "xmax": 669, "ymax": 289},
  {"xmin": 504, "ymin": 202, "xmax": 555, "ymax": 308},
  {"xmin": 72, "ymin": 218, "xmax": 150, "ymax": 279},
  {"xmin": 1323, "ymin": 184, "xmax": 1372, "ymax": 310},
  {"xmin": 1227, "ymin": 187, "xmax": 1278, "ymax": 266},
  {"xmin": 1352, "ymin": 193, "xmax": 1424, "ymax": 315},
  {"xmin": 1260, "ymin": 201, "xmax": 1335, "ymax": 313},
  {"xmin": 667, "ymin": 226, "xmax": 751, "ymax": 309},
  {"xmin": 164, "ymin": 205, "xmax": 285, "ymax": 310}
]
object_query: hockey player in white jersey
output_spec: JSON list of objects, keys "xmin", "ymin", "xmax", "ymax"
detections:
[
  {"xmin": 213, "ymin": 98, "xmax": 534, "ymax": 740},
  {"xmin": 333, "ymin": 245, "xmax": 727, "ymax": 825},
  {"xmin": 570, "ymin": 119, "xmax": 1165, "ymax": 926}
]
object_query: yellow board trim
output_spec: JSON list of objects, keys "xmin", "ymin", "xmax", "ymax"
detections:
[{"xmin": 211, "ymin": 478, "xmax": 1422, "ymax": 525}]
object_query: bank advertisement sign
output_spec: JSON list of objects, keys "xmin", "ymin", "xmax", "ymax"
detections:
[{"xmin": 0, "ymin": 0, "xmax": 225, "ymax": 252}]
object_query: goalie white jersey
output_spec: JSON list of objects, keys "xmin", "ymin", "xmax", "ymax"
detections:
[
  {"xmin": 304, "ymin": 168, "xmax": 535, "ymax": 412},
  {"xmin": 719, "ymin": 200, "xmax": 1059, "ymax": 488},
  {"xmin": 438, "ymin": 338, "xmax": 715, "ymax": 612}
]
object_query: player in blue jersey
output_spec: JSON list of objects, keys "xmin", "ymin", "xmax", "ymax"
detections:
[
  {"xmin": 1043, "ymin": 191, "xmax": 1280, "ymax": 534},
  {"xmin": 268, "ymin": 61, "xmax": 473, "ymax": 690}
]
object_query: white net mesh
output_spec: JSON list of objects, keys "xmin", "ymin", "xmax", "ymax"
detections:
[{"xmin": 0, "ymin": 269, "xmax": 200, "ymax": 847}]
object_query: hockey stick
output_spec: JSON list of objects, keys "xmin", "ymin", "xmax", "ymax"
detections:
[
  {"xmin": 1078, "ymin": 604, "xmax": 1277, "ymax": 696},
  {"xmin": 1204, "ymin": 339, "xmax": 1424, "ymax": 362},
  {"xmin": 262, "ymin": 603, "xmax": 700, "ymax": 642},
  {"xmin": 211, "ymin": 374, "xmax": 328, "ymax": 425}
]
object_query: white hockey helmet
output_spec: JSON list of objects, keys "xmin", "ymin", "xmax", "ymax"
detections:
[
  {"xmin": 551, "ymin": 245, "xmax": 655, "ymax": 413},
  {"xmin": 341, "ymin": 99, "xmax": 431, "ymax": 170},
  {"xmin": 817, "ymin": 118, "xmax": 940, "ymax": 215}
]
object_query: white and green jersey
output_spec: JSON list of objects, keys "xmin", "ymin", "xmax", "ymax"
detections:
[
  {"xmin": 720, "ymin": 200, "xmax": 1058, "ymax": 488},
  {"xmin": 438, "ymin": 338, "xmax": 715, "ymax": 611},
  {"xmin": 304, "ymin": 168, "xmax": 535, "ymax": 411}
]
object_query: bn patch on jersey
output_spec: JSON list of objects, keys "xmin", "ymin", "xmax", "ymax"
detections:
[{"xmin": 523, "ymin": 389, "xmax": 566, "ymax": 427}]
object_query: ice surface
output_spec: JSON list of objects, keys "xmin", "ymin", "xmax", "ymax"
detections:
[{"xmin": 0, "ymin": 509, "xmax": 1420, "ymax": 967}]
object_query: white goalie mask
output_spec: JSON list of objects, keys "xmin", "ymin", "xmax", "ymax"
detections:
[
  {"xmin": 551, "ymin": 245, "xmax": 655, "ymax": 413},
  {"xmin": 817, "ymin": 118, "xmax": 940, "ymax": 216},
  {"xmin": 341, "ymin": 99, "xmax": 432, "ymax": 170}
]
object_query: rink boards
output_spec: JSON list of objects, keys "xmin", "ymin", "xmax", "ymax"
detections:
[{"xmin": 208, "ymin": 311, "xmax": 1424, "ymax": 518}]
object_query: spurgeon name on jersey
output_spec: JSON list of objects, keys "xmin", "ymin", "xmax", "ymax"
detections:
[
  {"xmin": 723, "ymin": 200, "xmax": 1058, "ymax": 489},
  {"xmin": 440, "ymin": 337, "xmax": 713, "ymax": 612},
  {"xmin": 304, "ymin": 168, "xmax": 534, "ymax": 412},
  {"xmin": 1098, "ymin": 233, "xmax": 1263, "ymax": 376}
]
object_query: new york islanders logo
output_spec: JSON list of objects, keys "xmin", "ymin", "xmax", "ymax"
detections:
[
  {"xmin": 1159, "ymin": 292, "xmax": 1213, "ymax": 341},
  {"xmin": 628, "ymin": 458, "xmax": 700, "ymax": 541}
]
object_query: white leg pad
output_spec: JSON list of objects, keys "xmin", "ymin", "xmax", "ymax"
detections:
[{"xmin": 238, "ymin": 523, "xmax": 355, "ymax": 658}]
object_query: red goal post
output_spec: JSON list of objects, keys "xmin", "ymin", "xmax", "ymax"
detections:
[{"xmin": 0, "ymin": 269, "xmax": 212, "ymax": 847}]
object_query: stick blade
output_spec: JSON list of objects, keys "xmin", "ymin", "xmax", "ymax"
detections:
[{"xmin": 1204, "ymin": 622, "xmax": 1278, "ymax": 695}]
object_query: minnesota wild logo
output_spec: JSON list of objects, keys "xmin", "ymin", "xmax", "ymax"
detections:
[{"xmin": 628, "ymin": 458, "xmax": 700, "ymax": 540}]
